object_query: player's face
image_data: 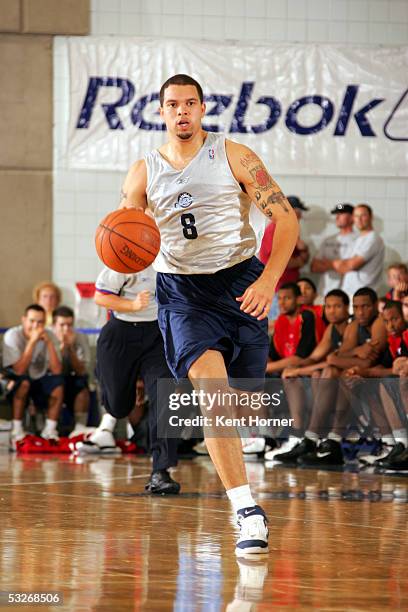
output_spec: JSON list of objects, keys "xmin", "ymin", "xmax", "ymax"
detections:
[
  {"xmin": 38, "ymin": 287, "xmax": 59, "ymax": 312},
  {"xmin": 335, "ymin": 212, "xmax": 353, "ymax": 229},
  {"xmin": 53, "ymin": 316, "xmax": 74, "ymax": 340},
  {"xmin": 352, "ymin": 296, "xmax": 377, "ymax": 327},
  {"xmin": 278, "ymin": 289, "xmax": 298, "ymax": 315},
  {"xmin": 160, "ymin": 85, "xmax": 206, "ymax": 141},
  {"xmin": 324, "ymin": 296, "xmax": 349, "ymax": 324},
  {"xmin": 353, "ymin": 207, "xmax": 372, "ymax": 231},
  {"xmin": 22, "ymin": 310, "xmax": 45, "ymax": 337},
  {"xmin": 382, "ymin": 307, "xmax": 406, "ymax": 336},
  {"xmin": 402, "ymin": 297, "xmax": 408, "ymax": 323},
  {"xmin": 297, "ymin": 281, "xmax": 316, "ymax": 305}
]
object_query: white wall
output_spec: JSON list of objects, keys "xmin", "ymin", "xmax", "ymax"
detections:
[{"xmin": 53, "ymin": 0, "xmax": 408, "ymax": 305}]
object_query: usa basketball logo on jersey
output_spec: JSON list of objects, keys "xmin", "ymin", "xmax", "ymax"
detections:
[
  {"xmin": 175, "ymin": 192, "xmax": 194, "ymax": 209},
  {"xmin": 209, "ymin": 147, "xmax": 215, "ymax": 160}
]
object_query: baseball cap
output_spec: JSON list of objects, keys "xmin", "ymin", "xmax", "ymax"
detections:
[
  {"xmin": 331, "ymin": 203, "xmax": 354, "ymax": 214},
  {"xmin": 287, "ymin": 196, "xmax": 309, "ymax": 211}
]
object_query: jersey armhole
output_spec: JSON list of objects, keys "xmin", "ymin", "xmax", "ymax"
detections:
[{"xmin": 223, "ymin": 138, "xmax": 247, "ymax": 194}]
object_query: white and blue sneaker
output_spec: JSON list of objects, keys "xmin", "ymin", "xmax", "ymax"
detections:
[{"xmin": 235, "ymin": 505, "xmax": 269, "ymax": 557}]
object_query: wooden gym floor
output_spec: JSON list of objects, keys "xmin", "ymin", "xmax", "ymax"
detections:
[{"xmin": 0, "ymin": 452, "xmax": 407, "ymax": 611}]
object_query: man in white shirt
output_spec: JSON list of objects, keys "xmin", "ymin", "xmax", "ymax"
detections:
[
  {"xmin": 2, "ymin": 304, "xmax": 63, "ymax": 447},
  {"xmin": 311, "ymin": 203, "xmax": 357, "ymax": 296},
  {"xmin": 332, "ymin": 204, "xmax": 384, "ymax": 298}
]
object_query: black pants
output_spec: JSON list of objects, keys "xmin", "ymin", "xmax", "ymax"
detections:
[{"xmin": 96, "ymin": 317, "xmax": 178, "ymax": 471}]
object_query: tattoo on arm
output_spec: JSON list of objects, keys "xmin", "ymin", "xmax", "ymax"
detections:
[
  {"xmin": 241, "ymin": 153, "xmax": 289, "ymax": 214},
  {"xmin": 254, "ymin": 190, "xmax": 289, "ymax": 217}
]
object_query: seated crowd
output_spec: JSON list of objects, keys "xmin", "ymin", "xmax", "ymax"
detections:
[{"xmin": 1, "ymin": 200, "xmax": 408, "ymax": 473}]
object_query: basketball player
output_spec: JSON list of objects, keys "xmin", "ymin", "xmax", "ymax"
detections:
[
  {"xmin": 119, "ymin": 74, "xmax": 299, "ymax": 556},
  {"xmin": 88, "ymin": 264, "xmax": 180, "ymax": 495}
]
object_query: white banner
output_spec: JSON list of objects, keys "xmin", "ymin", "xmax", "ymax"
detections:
[{"xmin": 66, "ymin": 38, "xmax": 408, "ymax": 176}]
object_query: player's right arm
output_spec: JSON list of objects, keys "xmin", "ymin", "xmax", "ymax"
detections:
[
  {"xmin": 119, "ymin": 159, "xmax": 148, "ymax": 210},
  {"xmin": 95, "ymin": 290, "xmax": 150, "ymax": 313}
]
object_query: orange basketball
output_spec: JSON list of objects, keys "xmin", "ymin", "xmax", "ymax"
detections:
[{"xmin": 95, "ymin": 209, "xmax": 160, "ymax": 273}]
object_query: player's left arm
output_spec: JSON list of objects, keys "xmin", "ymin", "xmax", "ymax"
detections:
[{"xmin": 226, "ymin": 141, "xmax": 299, "ymax": 320}]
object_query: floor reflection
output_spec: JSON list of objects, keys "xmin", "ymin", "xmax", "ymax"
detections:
[{"xmin": 0, "ymin": 454, "xmax": 407, "ymax": 610}]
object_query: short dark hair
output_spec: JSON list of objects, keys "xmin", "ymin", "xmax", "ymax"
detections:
[
  {"xmin": 24, "ymin": 304, "xmax": 46, "ymax": 316},
  {"xmin": 353, "ymin": 287, "xmax": 378, "ymax": 303},
  {"xmin": 279, "ymin": 282, "xmax": 301, "ymax": 297},
  {"xmin": 159, "ymin": 74, "xmax": 204, "ymax": 106},
  {"xmin": 52, "ymin": 305, "xmax": 75, "ymax": 322},
  {"xmin": 297, "ymin": 277, "xmax": 317, "ymax": 293},
  {"xmin": 383, "ymin": 300, "xmax": 403, "ymax": 316},
  {"xmin": 325, "ymin": 289, "xmax": 350, "ymax": 306},
  {"xmin": 355, "ymin": 203, "xmax": 373, "ymax": 217}
]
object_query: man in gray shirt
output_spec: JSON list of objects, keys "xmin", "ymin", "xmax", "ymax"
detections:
[
  {"xmin": 2, "ymin": 304, "xmax": 63, "ymax": 447},
  {"xmin": 333, "ymin": 204, "xmax": 385, "ymax": 299},
  {"xmin": 311, "ymin": 203, "xmax": 357, "ymax": 296},
  {"xmin": 52, "ymin": 306, "xmax": 91, "ymax": 433}
]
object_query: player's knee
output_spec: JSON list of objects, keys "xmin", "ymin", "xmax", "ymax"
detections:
[
  {"xmin": 51, "ymin": 384, "xmax": 64, "ymax": 399},
  {"xmin": 16, "ymin": 379, "xmax": 30, "ymax": 396}
]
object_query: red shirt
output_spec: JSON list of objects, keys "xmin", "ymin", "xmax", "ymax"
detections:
[
  {"xmin": 259, "ymin": 223, "xmax": 300, "ymax": 289},
  {"xmin": 301, "ymin": 304, "xmax": 326, "ymax": 342}
]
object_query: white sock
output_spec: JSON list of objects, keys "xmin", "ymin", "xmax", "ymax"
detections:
[
  {"xmin": 392, "ymin": 429, "xmax": 408, "ymax": 447},
  {"xmin": 12, "ymin": 419, "xmax": 24, "ymax": 433},
  {"xmin": 328, "ymin": 432, "xmax": 342, "ymax": 443},
  {"xmin": 227, "ymin": 484, "xmax": 256, "ymax": 513},
  {"xmin": 99, "ymin": 413, "xmax": 117, "ymax": 432},
  {"xmin": 305, "ymin": 430, "xmax": 319, "ymax": 442},
  {"xmin": 43, "ymin": 418, "xmax": 58, "ymax": 433}
]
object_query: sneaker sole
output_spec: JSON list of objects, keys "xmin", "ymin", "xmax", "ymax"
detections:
[
  {"xmin": 76, "ymin": 443, "xmax": 121, "ymax": 456},
  {"xmin": 235, "ymin": 545, "xmax": 269, "ymax": 558}
]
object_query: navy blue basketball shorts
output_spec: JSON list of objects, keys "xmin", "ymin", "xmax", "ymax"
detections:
[{"xmin": 156, "ymin": 257, "xmax": 269, "ymax": 387}]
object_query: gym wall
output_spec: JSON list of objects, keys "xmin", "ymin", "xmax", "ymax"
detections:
[
  {"xmin": 53, "ymin": 0, "xmax": 408, "ymax": 309},
  {"xmin": 0, "ymin": 0, "xmax": 89, "ymax": 327}
]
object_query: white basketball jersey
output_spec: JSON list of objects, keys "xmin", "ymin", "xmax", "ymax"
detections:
[{"xmin": 145, "ymin": 133, "xmax": 257, "ymax": 274}]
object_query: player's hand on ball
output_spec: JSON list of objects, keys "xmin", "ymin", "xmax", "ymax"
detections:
[
  {"xmin": 236, "ymin": 276, "xmax": 274, "ymax": 320},
  {"xmin": 132, "ymin": 290, "xmax": 150, "ymax": 312}
]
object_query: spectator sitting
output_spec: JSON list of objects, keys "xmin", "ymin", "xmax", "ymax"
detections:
[
  {"xmin": 385, "ymin": 263, "xmax": 408, "ymax": 301},
  {"xmin": 290, "ymin": 288, "xmax": 387, "ymax": 467},
  {"xmin": 2, "ymin": 304, "xmax": 63, "ymax": 448},
  {"xmin": 297, "ymin": 277, "xmax": 326, "ymax": 341},
  {"xmin": 259, "ymin": 196, "xmax": 309, "ymax": 320},
  {"xmin": 344, "ymin": 300, "xmax": 408, "ymax": 468},
  {"xmin": 311, "ymin": 203, "xmax": 356, "ymax": 296},
  {"xmin": 33, "ymin": 281, "xmax": 62, "ymax": 326},
  {"xmin": 266, "ymin": 289, "xmax": 350, "ymax": 463},
  {"xmin": 266, "ymin": 283, "xmax": 319, "ymax": 376},
  {"xmin": 52, "ymin": 306, "xmax": 91, "ymax": 434},
  {"xmin": 331, "ymin": 204, "xmax": 385, "ymax": 300}
]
